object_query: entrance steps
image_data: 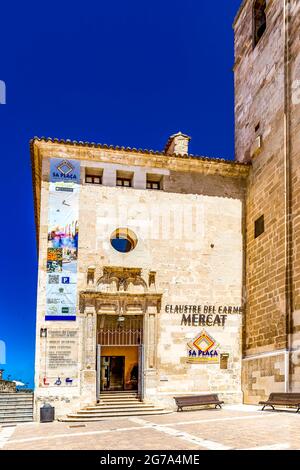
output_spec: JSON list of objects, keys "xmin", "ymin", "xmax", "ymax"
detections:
[
  {"xmin": 61, "ymin": 391, "xmax": 171, "ymax": 422},
  {"xmin": 0, "ymin": 393, "xmax": 34, "ymax": 424}
]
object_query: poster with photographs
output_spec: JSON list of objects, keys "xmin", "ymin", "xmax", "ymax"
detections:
[{"xmin": 45, "ymin": 159, "xmax": 80, "ymax": 321}]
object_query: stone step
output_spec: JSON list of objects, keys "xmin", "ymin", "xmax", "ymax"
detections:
[
  {"xmin": 99, "ymin": 394, "xmax": 138, "ymax": 399},
  {"xmin": 100, "ymin": 390, "xmax": 138, "ymax": 393},
  {"xmin": 96, "ymin": 399, "xmax": 143, "ymax": 402},
  {"xmin": 0, "ymin": 404, "xmax": 33, "ymax": 410},
  {"xmin": 0, "ymin": 394, "xmax": 33, "ymax": 398},
  {"xmin": 0, "ymin": 417, "xmax": 33, "ymax": 423},
  {"xmin": 81, "ymin": 406, "xmax": 160, "ymax": 413},
  {"xmin": 0, "ymin": 416, "xmax": 33, "ymax": 423},
  {"xmin": 99, "ymin": 395, "xmax": 139, "ymax": 399},
  {"xmin": 0, "ymin": 410, "xmax": 33, "ymax": 416},
  {"xmin": 99, "ymin": 397, "xmax": 139, "ymax": 401},
  {"xmin": 0, "ymin": 396, "xmax": 33, "ymax": 401},
  {"xmin": 0, "ymin": 401, "xmax": 33, "ymax": 407},
  {"xmin": 63, "ymin": 409, "xmax": 171, "ymax": 421},
  {"xmin": 86, "ymin": 404, "xmax": 154, "ymax": 410},
  {"xmin": 98, "ymin": 400, "xmax": 141, "ymax": 405}
]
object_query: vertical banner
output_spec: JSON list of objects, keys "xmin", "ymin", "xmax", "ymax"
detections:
[{"xmin": 45, "ymin": 159, "xmax": 80, "ymax": 321}]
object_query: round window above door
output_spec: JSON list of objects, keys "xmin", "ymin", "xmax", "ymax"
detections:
[{"xmin": 110, "ymin": 228, "xmax": 138, "ymax": 253}]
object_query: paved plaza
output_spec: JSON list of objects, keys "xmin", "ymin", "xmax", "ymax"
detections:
[{"xmin": 0, "ymin": 405, "xmax": 299, "ymax": 451}]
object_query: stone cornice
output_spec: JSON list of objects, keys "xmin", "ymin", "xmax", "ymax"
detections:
[{"xmin": 79, "ymin": 291, "xmax": 163, "ymax": 315}]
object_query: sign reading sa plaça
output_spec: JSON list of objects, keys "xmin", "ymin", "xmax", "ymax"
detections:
[
  {"xmin": 50, "ymin": 159, "xmax": 80, "ymax": 183},
  {"xmin": 165, "ymin": 304, "xmax": 242, "ymax": 327},
  {"xmin": 187, "ymin": 330, "xmax": 220, "ymax": 364}
]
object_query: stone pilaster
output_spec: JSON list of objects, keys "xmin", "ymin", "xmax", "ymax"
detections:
[{"xmin": 80, "ymin": 306, "xmax": 97, "ymax": 406}]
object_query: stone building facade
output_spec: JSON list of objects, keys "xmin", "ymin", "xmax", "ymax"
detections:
[
  {"xmin": 31, "ymin": 135, "xmax": 249, "ymax": 418},
  {"xmin": 31, "ymin": 0, "xmax": 300, "ymax": 418},
  {"xmin": 234, "ymin": 0, "xmax": 300, "ymax": 403}
]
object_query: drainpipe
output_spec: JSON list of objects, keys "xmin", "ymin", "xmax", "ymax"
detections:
[{"xmin": 283, "ymin": 0, "xmax": 292, "ymax": 393}]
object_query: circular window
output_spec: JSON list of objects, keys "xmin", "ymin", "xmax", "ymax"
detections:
[{"xmin": 110, "ymin": 228, "xmax": 138, "ymax": 253}]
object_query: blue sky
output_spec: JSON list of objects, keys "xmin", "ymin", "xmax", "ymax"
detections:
[{"xmin": 0, "ymin": 0, "xmax": 242, "ymax": 387}]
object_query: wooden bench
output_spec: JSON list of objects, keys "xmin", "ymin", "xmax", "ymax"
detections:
[
  {"xmin": 259, "ymin": 393, "xmax": 300, "ymax": 413},
  {"xmin": 174, "ymin": 394, "xmax": 224, "ymax": 412}
]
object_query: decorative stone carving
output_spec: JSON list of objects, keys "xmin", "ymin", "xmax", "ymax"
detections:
[
  {"xmin": 97, "ymin": 267, "xmax": 148, "ymax": 293},
  {"xmin": 80, "ymin": 267, "xmax": 162, "ymax": 315}
]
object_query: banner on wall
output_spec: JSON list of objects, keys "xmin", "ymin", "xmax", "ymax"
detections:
[{"xmin": 45, "ymin": 159, "xmax": 80, "ymax": 321}]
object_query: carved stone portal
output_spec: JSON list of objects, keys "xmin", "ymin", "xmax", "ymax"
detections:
[{"xmin": 80, "ymin": 267, "xmax": 162, "ymax": 390}]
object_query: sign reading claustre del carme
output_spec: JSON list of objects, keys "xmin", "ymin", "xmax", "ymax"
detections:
[{"xmin": 165, "ymin": 304, "xmax": 242, "ymax": 327}]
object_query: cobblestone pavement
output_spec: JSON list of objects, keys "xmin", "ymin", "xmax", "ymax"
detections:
[{"xmin": 1, "ymin": 405, "xmax": 300, "ymax": 451}]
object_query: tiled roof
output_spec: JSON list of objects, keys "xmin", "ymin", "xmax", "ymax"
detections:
[{"xmin": 30, "ymin": 136, "xmax": 250, "ymax": 167}]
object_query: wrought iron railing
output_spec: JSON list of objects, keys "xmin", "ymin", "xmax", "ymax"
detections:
[{"xmin": 98, "ymin": 328, "xmax": 143, "ymax": 346}]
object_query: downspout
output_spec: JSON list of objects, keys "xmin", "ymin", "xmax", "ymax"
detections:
[{"xmin": 283, "ymin": 0, "xmax": 292, "ymax": 393}]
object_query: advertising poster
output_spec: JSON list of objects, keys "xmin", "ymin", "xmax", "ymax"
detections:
[{"xmin": 45, "ymin": 159, "xmax": 80, "ymax": 321}]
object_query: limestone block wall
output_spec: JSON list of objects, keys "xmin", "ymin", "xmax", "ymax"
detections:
[
  {"xmin": 234, "ymin": 0, "xmax": 289, "ymax": 402},
  {"xmin": 32, "ymin": 140, "xmax": 248, "ymax": 417},
  {"xmin": 235, "ymin": 0, "xmax": 287, "ymax": 355},
  {"xmin": 235, "ymin": 0, "xmax": 300, "ymax": 400},
  {"xmin": 78, "ymin": 172, "xmax": 244, "ymax": 406},
  {"xmin": 289, "ymin": 1, "xmax": 300, "ymax": 392},
  {"xmin": 242, "ymin": 353, "xmax": 286, "ymax": 404}
]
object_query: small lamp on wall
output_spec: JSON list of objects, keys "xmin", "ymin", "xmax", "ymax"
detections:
[{"xmin": 117, "ymin": 307, "xmax": 125, "ymax": 323}]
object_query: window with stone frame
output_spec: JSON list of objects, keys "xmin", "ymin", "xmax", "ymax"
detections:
[
  {"xmin": 85, "ymin": 167, "xmax": 103, "ymax": 185},
  {"xmin": 85, "ymin": 174, "xmax": 102, "ymax": 185},
  {"xmin": 116, "ymin": 170, "xmax": 133, "ymax": 188},
  {"xmin": 146, "ymin": 173, "xmax": 162, "ymax": 190},
  {"xmin": 253, "ymin": 0, "xmax": 267, "ymax": 48}
]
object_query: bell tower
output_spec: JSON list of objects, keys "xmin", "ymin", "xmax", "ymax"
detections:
[{"xmin": 234, "ymin": 0, "xmax": 300, "ymax": 403}]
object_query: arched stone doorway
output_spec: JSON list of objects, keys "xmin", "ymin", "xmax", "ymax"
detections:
[{"xmin": 79, "ymin": 267, "xmax": 162, "ymax": 404}]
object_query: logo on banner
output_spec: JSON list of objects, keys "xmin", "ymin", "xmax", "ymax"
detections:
[
  {"xmin": 187, "ymin": 330, "xmax": 220, "ymax": 364},
  {"xmin": 50, "ymin": 158, "xmax": 80, "ymax": 183}
]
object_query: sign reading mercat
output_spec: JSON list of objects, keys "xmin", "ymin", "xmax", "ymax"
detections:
[{"xmin": 165, "ymin": 304, "xmax": 242, "ymax": 327}]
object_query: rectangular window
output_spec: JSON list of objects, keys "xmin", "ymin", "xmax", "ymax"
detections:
[
  {"xmin": 117, "ymin": 178, "xmax": 132, "ymax": 187},
  {"xmin": 255, "ymin": 215, "xmax": 265, "ymax": 239},
  {"xmin": 146, "ymin": 174, "xmax": 162, "ymax": 190},
  {"xmin": 85, "ymin": 175, "xmax": 102, "ymax": 185},
  {"xmin": 146, "ymin": 181, "xmax": 160, "ymax": 190},
  {"xmin": 116, "ymin": 170, "xmax": 133, "ymax": 188}
]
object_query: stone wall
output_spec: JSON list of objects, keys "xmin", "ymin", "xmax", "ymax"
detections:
[
  {"xmin": 289, "ymin": 0, "xmax": 300, "ymax": 393},
  {"xmin": 242, "ymin": 353, "xmax": 286, "ymax": 404},
  {"xmin": 32, "ymin": 139, "xmax": 248, "ymax": 417},
  {"xmin": 0, "ymin": 380, "xmax": 16, "ymax": 393},
  {"xmin": 234, "ymin": 0, "xmax": 300, "ymax": 401}
]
